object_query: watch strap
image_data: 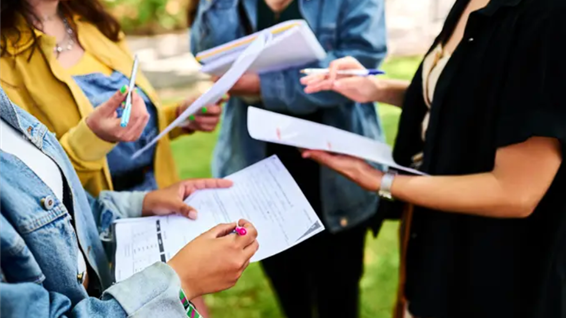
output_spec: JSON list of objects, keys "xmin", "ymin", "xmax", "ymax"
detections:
[{"xmin": 378, "ymin": 171, "xmax": 397, "ymax": 200}]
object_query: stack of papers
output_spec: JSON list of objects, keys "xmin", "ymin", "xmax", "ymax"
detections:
[
  {"xmin": 196, "ymin": 20, "xmax": 326, "ymax": 76},
  {"xmin": 247, "ymin": 107, "xmax": 426, "ymax": 175},
  {"xmin": 114, "ymin": 155, "xmax": 324, "ymax": 282}
]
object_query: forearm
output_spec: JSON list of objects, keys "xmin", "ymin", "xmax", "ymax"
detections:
[
  {"xmin": 391, "ymin": 173, "xmax": 532, "ymax": 218},
  {"xmin": 374, "ymin": 78, "xmax": 410, "ymax": 108}
]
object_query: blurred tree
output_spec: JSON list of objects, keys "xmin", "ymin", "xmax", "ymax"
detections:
[{"xmin": 102, "ymin": 0, "xmax": 188, "ymax": 34}]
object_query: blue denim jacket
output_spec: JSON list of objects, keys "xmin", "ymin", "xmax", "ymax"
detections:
[
  {"xmin": 191, "ymin": 0, "xmax": 387, "ymax": 232},
  {"xmin": 0, "ymin": 87, "xmax": 186, "ymax": 317}
]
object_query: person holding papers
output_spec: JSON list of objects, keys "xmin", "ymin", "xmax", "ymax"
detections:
[
  {"xmin": 0, "ymin": 0, "xmax": 226, "ymax": 312},
  {"xmin": 0, "ymin": 85, "xmax": 259, "ymax": 318},
  {"xmin": 302, "ymin": 0, "xmax": 566, "ymax": 317},
  {"xmin": 189, "ymin": 0, "xmax": 387, "ymax": 317},
  {"xmin": 0, "ymin": 0, "xmax": 223, "ymax": 197}
]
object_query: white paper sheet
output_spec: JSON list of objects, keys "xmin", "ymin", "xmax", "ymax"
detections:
[
  {"xmin": 130, "ymin": 32, "xmax": 271, "ymax": 159},
  {"xmin": 114, "ymin": 155, "xmax": 324, "ymax": 282},
  {"xmin": 198, "ymin": 20, "xmax": 326, "ymax": 76},
  {"xmin": 247, "ymin": 107, "xmax": 426, "ymax": 175}
]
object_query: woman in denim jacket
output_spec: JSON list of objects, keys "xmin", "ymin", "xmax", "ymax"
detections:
[
  {"xmin": 0, "ymin": 86, "xmax": 259, "ymax": 318},
  {"xmin": 189, "ymin": 0, "xmax": 387, "ymax": 316}
]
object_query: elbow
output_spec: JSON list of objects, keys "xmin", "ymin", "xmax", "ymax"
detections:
[{"xmin": 501, "ymin": 194, "xmax": 539, "ymax": 218}]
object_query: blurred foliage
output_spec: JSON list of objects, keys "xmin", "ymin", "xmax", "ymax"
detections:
[{"xmin": 102, "ymin": 0, "xmax": 189, "ymax": 35}]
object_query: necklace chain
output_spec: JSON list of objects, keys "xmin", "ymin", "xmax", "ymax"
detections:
[{"xmin": 54, "ymin": 18, "xmax": 75, "ymax": 56}]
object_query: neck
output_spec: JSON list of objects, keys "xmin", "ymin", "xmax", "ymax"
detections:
[{"xmin": 28, "ymin": 0, "xmax": 60, "ymax": 21}]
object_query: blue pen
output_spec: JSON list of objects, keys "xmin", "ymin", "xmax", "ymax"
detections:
[
  {"xmin": 300, "ymin": 68, "xmax": 384, "ymax": 76},
  {"xmin": 120, "ymin": 55, "xmax": 140, "ymax": 128}
]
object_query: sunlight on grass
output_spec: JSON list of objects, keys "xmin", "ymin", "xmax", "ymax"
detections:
[{"xmin": 169, "ymin": 56, "xmax": 421, "ymax": 318}]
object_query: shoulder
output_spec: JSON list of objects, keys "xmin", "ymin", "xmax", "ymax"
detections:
[{"xmin": 514, "ymin": 0, "xmax": 566, "ymax": 26}]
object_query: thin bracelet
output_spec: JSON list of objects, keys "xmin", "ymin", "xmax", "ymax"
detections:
[{"xmin": 179, "ymin": 289, "xmax": 203, "ymax": 318}]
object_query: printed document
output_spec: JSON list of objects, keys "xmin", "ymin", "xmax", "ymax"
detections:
[
  {"xmin": 196, "ymin": 20, "xmax": 326, "ymax": 76},
  {"xmin": 247, "ymin": 107, "xmax": 426, "ymax": 175},
  {"xmin": 131, "ymin": 32, "xmax": 271, "ymax": 159},
  {"xmin": 114, "ymin": 155, "xmax": 324, "ymax": 282}
]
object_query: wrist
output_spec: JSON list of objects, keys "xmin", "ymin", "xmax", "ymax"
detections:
[
  {"xmin": 167, "ymin": 259, "xmax": 199, "ymax": 300},
  {"xmin": 370, "ymin": 76, "xmax": 386, "ymax": 103},
  {"xmin": 141, "ymin": 192, "xmax": 155, "ymax": 216},
  {"xmin": 353, "ymin": 163, "xmax": 382, "ymax": 192}
]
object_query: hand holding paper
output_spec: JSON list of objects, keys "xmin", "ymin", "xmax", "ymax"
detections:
[
  {"xmin": 246, "ymin": 107, "xmax": 426, "ymax": 175},
  {"xmin": 114, "ymin": 156, "xmax": 324, "ymax": 282},
  {"xmin": 131, "ymin": 32, "xmax": 271, "ymax": 159}
]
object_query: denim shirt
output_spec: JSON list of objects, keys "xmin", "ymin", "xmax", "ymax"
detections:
[
  {"xmin": 0, "ymin": 87, "xmax": 186, "ymax": 317},
  {"xmin": 73, "ymin": 71, "xmax": 159, "ymax": 191},
  {"xmin": 191, "ymin": 0, "xmax": 387, "ymax": 232}
]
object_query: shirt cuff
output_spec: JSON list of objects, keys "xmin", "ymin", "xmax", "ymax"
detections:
[
  {"xmin": 67, "ymin": 119, "xmax": 116, "ymax": 162},
  {"xmin": 163, "ymin": 103, "xmax": 185, "ymax": 139},
  {"xmin": 103, "ymin": 262, "xmax": 186, "ymax": 316}
]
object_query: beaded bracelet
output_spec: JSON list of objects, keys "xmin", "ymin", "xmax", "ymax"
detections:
[{"xmin": 179, "ymin": 290, "xmax": 203, "ymax": 318}]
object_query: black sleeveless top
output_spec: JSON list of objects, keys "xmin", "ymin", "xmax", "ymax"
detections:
[
  {"xmin": 390, "ymin": 0, "xmax": 566, "ymax": 317},
  {"xmin": 256, "ymin": 0, "xmax": 324, "ymax": 214}
]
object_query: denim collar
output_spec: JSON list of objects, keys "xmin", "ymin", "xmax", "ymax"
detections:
[{"xmin": 0, "ymin": 86, "xmax": 48, "ymax": 149}]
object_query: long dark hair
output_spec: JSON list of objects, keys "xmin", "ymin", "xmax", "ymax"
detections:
[
  {"xmin": 187, "ymin": 0, "xmax": 198, "ymax": 27},
  {"xmin": 1, "ymin": 0, "xmax": 122, "ymax": 58}
]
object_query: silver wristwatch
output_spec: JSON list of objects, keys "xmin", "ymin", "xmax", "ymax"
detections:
[{"xmin": 378, "ymin": 171, "xmax": 397, "ymax": 200}]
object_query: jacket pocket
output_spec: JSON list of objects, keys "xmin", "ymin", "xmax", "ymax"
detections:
[{"xmin": 1, "ymin": 216, "xmax": 46, "ymax": 284}]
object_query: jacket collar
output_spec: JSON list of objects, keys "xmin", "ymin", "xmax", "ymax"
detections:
[{"xmin": 0, "ymin": 86, "xmax": 48, "ymax": 148}]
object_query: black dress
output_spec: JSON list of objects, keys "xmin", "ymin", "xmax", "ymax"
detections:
[
  {"xmin": 253, "ymin": 1, "xmax": 368, "ymax": 317},
  {"xmin": 389, "ymin": 0, "xmax": 566, "ymax": 317}
]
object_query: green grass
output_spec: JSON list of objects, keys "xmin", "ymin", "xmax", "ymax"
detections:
[{"xmin": 169, "ymin": 56, "xmax": 421, "ymax": 318}]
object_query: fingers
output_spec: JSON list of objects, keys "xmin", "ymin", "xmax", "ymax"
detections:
[
  {"xmin": 121, "ymin": 91, "xmax": 150, "ymax": 141},
  {"xmin": 217, "ymin": 94, "xmax": 230, "ymax": 104},
  {"xmin": 242, "ymin": 240, "xmax": 259, "ymax": 261},
  {"xmin": 206, "ymin": 222, "xmax": 238, "ymax": 238},
  {"xmin": 201, "ymin": 104, "xmax": 222, "ymax": 116},
  {"xmin": 178, "ymin": 203, "xmax": 198, "ymax": 220},
  {"xmin": 185, "ymin": 178, "xmax": 233, "ymax": 190},
  {"xmin": 333, "ymin": 77, "xmax": 362, "ymax": 90},
  {"xmin": 97, "ymin": 86, "xmax": 127, "ymax": 116},
  {"xmin": 302, "ymin": 150, "xmax": 337, "ymax": 167},
  {"xmin": 300, "ymin": 74, "xmax": 327, "ymax": 86},
  {"xmin": 233, "ymin": 219, "xmax": 257, "ymax": 248}
]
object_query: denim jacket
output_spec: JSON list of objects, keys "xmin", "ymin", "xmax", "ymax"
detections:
[
  {"xmin": 0, "ymin": 87, "xmax": 186, "ymax": 317},
  {"xmin": 191, "ymin": 0, "xmax": 387, "ymax": 232}
]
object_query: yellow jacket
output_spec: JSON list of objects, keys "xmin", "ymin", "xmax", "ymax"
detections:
[{"xmin": 0, "ymin": 16, "xmax": 183, "ymax": 196}]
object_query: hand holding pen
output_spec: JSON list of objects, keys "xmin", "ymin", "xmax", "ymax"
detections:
[
  {"xmin": 85, "ymin": 84, "xmax": 149, "ymax": 143},
  {"xmin": 300, "ymin": 56, "xmax": 385, "ymax": 103}
]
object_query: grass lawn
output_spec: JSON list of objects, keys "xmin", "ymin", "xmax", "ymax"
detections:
[{"xmin": 169, "ymin": 56, "xmax": 422, "ymax": 318}]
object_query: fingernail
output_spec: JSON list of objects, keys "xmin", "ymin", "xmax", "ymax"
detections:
[
  {"xmin": 201, "ymin": 107, "xmax": 207, "ymax": 114},
  {"xmin": 189, "ymin": 115, "xmax": 195, "ymax": 121},
  {"xmin": 223, "ymin": 94, "xmax": 229, "ymax": 100},
  {"xmin": 188, "ymin": 211, "xmax": 197, "ymax": 220},
  {"xmin": 119, "ymin": 85, "xmax": 127, "ymax": 94},
  {"xmin": 121, "ymin": 102, "xmax": 125, "ymax": 108}
]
